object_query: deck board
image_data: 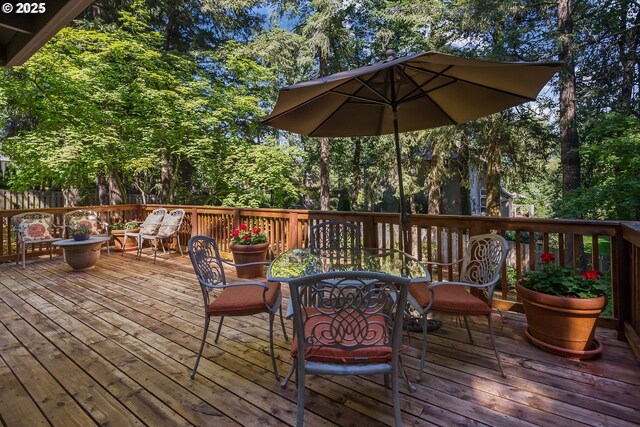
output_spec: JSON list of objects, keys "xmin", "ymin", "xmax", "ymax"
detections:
[{"xmin": 1, "ymin": 251, "xmax": 639, "ymax": 427}]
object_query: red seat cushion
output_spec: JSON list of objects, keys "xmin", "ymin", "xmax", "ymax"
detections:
[
  {"xmin": 409, "ymin": 282, "xmax": 491, "ymax": 316},
  {"xmin": 291, "ymin": 308, "xmax": 392, "ymax": 364},
  {"xmin": 207, "ymin": 281, "xmax": 281, "ymax": 316}
]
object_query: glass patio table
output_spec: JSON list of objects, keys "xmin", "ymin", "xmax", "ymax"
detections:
[{"xmin": 267, "ymin": 247, "xmax": 431, "ymax": 283}]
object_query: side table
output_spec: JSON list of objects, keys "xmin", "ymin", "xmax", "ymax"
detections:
[{"xmin": 53, "ymin": 236, "xmax": 110, "ymax": 271}]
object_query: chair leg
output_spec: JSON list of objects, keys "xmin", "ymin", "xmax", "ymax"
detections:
[
  {"xmin": 464, "ymin": 316, "xmax": 474, "ymax": 344},
  {"xmin": 121, "ymin": 234, "xmax": 126, "ymax": 256},
  {"xmin": 106, "ymin": 236, "xmax": 110, "ymax": 255},
  {"xmin": 22, "ymin": 243, "xmax": 26, "ymax": 269},
  {"xmin": 417, "ymin": 312, "xmax": 429, "ymax": 382},
  {"xmin": 269, "ymin": 311, "xmax": 280, "ymax": 382},
  {"xmin": 214, "ymin": 316, "xmax": 224, "ymax": 342},
  {"xmin": 392, "ymin": 357, "xmax": 402, "ymax": 427},
  {"xmin": 295, "ymin": 359, "xmax": 305, "ymax": 427},
  {"xmin": 280, "ymin": 363, "xmax": 296, "ymax": 389},
  {"xmin": 488, "ymin": 315, "xmax": 506, "ymax": 377},
  {"xmin": 177, "ymin": 235, "xmax": 183, "ymax": 256},
  {"xmin": 279, "ymin": 304, "xmax": 288, "ymax": 341},
  {"xmin": 152, "ymin": 239, "xmax": 158, "ymax": 264},
  {"xmin": 191, "ymin": 316, "xmax": 210, "ymax": 379}
]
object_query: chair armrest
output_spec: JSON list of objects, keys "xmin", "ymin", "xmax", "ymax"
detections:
[
  {"xmin": 429, "ymin": 280, "xmax": 496, "ymax": 290},
  {"xmin": 221, "ymin": 259, "xmax": 271, "ymax": 268},
  {"xmin": 420, "ymin": 258, "xmax": 464, "ymax": 268}
]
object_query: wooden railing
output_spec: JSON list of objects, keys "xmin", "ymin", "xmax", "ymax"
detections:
[{"xmin": 2, "ymin": 203, "xmax": 638, "ymax": 346}]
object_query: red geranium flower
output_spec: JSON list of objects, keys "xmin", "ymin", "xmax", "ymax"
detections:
[
  {"xmin": 253, "ymin": 227, "xmax": 260, "ymax": 234},
  {"xmin": 582, "ymin": 270, "xmax": 600, "ymax": 280},
  {"xmin": 240, "ymin": 223, "xmax": 248, "ymax": 230},
  {"xmin": 242, "ymin": 233, "xmax": 251, "ymax": 240},
  {"xmin": 232, "ymin": 229, "xmax": 240, "ymax": 237},
  {"xmin": 540, "ymin": 252, "xmax": 555, "ymax": 263}
]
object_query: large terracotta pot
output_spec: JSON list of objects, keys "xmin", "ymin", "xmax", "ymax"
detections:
[
  {"xmin": 111, "ymin": 228, "xmax": 140, "ymax": 252},
  {"xmin": 516, "ymin": 282, "xmax": 606, "ymax": 359},
  {"xmin": 230, "ymin": 242, "xmax": 269, "ymax": 278}
]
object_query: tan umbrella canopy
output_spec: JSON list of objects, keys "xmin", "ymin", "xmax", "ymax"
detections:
[{"xmin": 264, "ymin": 50, "xmax": 560, "ymax": 251}]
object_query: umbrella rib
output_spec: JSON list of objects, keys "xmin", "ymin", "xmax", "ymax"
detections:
[
  {"xmin": 402, "ymin": 63, "xmax": 537, "ymax": 101},
  {"xmin": 354, "ymin": 76, "xmax": 391, "ymax": 104},
  {"xmin": 394, "ymin": 66, "xmax": 458, "ymax": 124},
  {"xmin": 397, "ymin": 65, "xmax": 454, "ymax": 103},
  {"xmin": 328, "ymin": 90, "xmax": 388, "ymax": 106}
]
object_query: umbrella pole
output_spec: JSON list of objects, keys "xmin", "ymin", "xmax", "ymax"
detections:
[{"xmin": 392, "ymin": 107, "xmax": 410, "ymax": 254}]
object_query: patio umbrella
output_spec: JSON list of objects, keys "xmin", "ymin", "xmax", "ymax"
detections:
[{"xmin": 263, "ymin": 50, "xmax": 560, "ymax": 251}]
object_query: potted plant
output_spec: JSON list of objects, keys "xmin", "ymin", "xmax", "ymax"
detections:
[
  {"xmin": 516, "ymin": 252, "xmax": 608, "ymax": 359},
  {"xmin": 229, "ymin": 223, "xmax": 269, "ymax": 278},
  {"xmin": 111, "ymin": 220, "xmax": 140, "ymax": 252},
  {"xmin": 70, "ymin": 224, "xmax": 92, "ymax": 241}
]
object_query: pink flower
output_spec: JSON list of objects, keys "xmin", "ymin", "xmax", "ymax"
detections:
[
  {"xmin": 240, "ymin": 224, "xmax": 248, "ymax": 230},
  {"xmin": 253, "ymin": 227, "xmax": 260, "ymax": 234},
  {"xmin": 232, "ymin": 229, "xmax": 240, "ymax": 237},
  {"xmin": 242, "ymin": 233, "xmax": 251, "ymax": 240},
  {"xmin": 540, "ymin": 252, "xmax": 555, "ymax": 263}
]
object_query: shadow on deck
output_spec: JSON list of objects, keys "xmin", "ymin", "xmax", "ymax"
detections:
[{"xmin": 0, "ymin": 250, "xmax": 638, "ymax": 426}]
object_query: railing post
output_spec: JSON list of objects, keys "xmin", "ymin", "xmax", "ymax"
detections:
[
  {"xmin": 363, "ymin": 215, "xmax": 377, "ymax": 248},
  {"xmin": 191, "ymin": 207, "xmax": 199, "ymax": 238},
  {"xmin": 288, "ymin": 212, "xmax": 299, "ymax": 249},
  {"xmin": 616, "ymin": 226, "xmax": 630, "ymax": 340},
  {"xmin": 232, "ymin": 208, "xmax": 241, "ymax": 231}
]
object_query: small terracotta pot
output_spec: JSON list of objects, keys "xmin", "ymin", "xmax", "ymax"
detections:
[
  {"xmin": 111, "ymin": 228, "xmax": 140, "ymax": 252},
  {"xmin": 516, "ymin": 282, "xmax": 606, "ymax": 359},
  {"xmin": 230, "ymin": 242, "xmax": 269, "ymax": 278}
]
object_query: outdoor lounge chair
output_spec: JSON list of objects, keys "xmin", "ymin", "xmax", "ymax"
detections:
[
  {"xmin": 12, "ymin": 212, "xmax": 62, "ymax": 268},
  {"xmin": 288, "ymin": 271, "xmax": 410, "ymax": 427},
  {"xmin": 63, "ymin": 209, "xmax": 111, "ymax": 255},
  {"xmin": 409, "ymin": 233, "xmax": 509, "ymax": 379},
  {"xmin": 188, "ymin": 235, "xmax": 288, "ymax": 381},
  {"xmin": 137, "ymin": 208, "xmax": 185, "ymax": 263},
  {"xmin": 309, "ymin": 220, "xmax": 362, "ymax": 250},
  {"xmin": 122, "ymin": 208, "xmax": 166, "ymax": 257}
]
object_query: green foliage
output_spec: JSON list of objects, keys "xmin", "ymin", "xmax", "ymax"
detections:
[
  {"xmin": 69, "ymin": 224, "xmax": 92, "ymax": 236},
  {"xmin": 557, "ymin": 114, "xmax": 640, "ymax": 220},
  {"xmin": 520, "ymin": 256, "xmax": 609, "ymax": 299},
  {"xmin": 111, "ymin": 221, "xmax": 141, "ymax": 230}
]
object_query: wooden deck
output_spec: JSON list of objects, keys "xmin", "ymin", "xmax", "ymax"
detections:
[{"xmin": 0, "ymin": 250, "xmax": 639, "ymax": 427}]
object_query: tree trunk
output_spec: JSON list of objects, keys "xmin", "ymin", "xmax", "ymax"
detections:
[
  {"xmin": 320, "ymin": 137, "xmax": 330, "ymax": 210},
  {"xmin": 63, "ymin": 187, "xmax": 81, "ymax": 207},
  {"xmin": 108, "ymin": 170, "xmax": 123, "ymax": 205},
  {"xmin": 558, "ymin": 0, "xmax": 580, "ymax": 194},
  {"xmin": 160, "ymin": 149, "xmax": 172, "ymax": 204},
  {"xmin": 163, "ymin": 0, "xmax": 180, "ymax": 50},
  {"xmin": 617, "ymin": 1, "xmax": 639, "ymax": 114},
  {"xmin": 427, "ymin": 182, "xmax": 441, "ymax": 214},
  {"xmin": 351, "ymin": 138, "xmax": 362, "ymax": 211},
  {"xmin": 97, "ymin": 173, "xmax": 109, "ymax": 205},
  {"xmin": 486, "ymin": 125, "xmax": 502, "ymax": 217}
]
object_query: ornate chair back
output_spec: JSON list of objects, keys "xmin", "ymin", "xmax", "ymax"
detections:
[
  {"xmin": 63, "ymin": 209, "xmax": 106, "ymax": 236},
  {"xmin": 288, "ymin": 271, "xmax": 410, "ymax": 426},
  {"xmin": 156, "ymin": 209, "xmax": 185, "ymax": 239},
  {"xmin": 459, "ymin": 234, "xmax": 509, "ymax": 302},
  {"xmin": 309, "ymin": 221, "xmax": 362, "ymax": 250}
]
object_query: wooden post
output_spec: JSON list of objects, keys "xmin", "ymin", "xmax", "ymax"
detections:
[
  {"xmin": 615, "ymin": 226, "xmax": 630, "ymax": 340},
  {"xmin": 363, "ymin": 215, "xmax": 377, "ymax": 248},
  {"xmin": 288, "ymin": 212, "xmax": 299, "ymax": 249},
  {"xmin": 232, "ymin": 209, "xmax": 241, "ymax": 232},
  {"xmin": 191, "ymin": 207, "xmax": 199, "ymax": 238}
]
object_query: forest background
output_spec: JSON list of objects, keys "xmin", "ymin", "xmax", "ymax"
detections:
[{"xmin": 0, "ymin": 0, "xmax": 638, "ymax": 220}]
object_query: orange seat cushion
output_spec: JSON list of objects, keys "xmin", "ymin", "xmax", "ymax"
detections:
[
  {"xmin": 409, "ymin": 282, "xmax": 491, "ymax": 316},
  {"xmin": 291, "ymin": 309, "xmax": 392, "ymax": 364},
  {"xmin": 207, "ymin": 281, "xmax": 281, "ymax": 316}
]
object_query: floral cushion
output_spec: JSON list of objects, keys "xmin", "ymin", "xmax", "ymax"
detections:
[
  {"xmin": 156, "ymin": 213, "xmax": 182, "ymax": 238},
  {"xmin": 140, "ymin": 215, "xmax": 164, "ymax": 235},
  {"xmin": 68, "ymin": 217, "xmax": 100, "ymax": 235},
  {"xmin": 16, "ymin": 218, "xmax": 54, "ymax": 241}
]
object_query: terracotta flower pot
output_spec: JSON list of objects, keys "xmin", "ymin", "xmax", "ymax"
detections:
[
  {"xmin": 230, "ymin": 242, "xmax": 269, "ymax": 278},
  {"xmin": 516, "ymin": 282, "xmax": 606, "ymax": 359},
  {"xmin": 111, "ymin": 228, "xmax": 140, "ymax": 252}
]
